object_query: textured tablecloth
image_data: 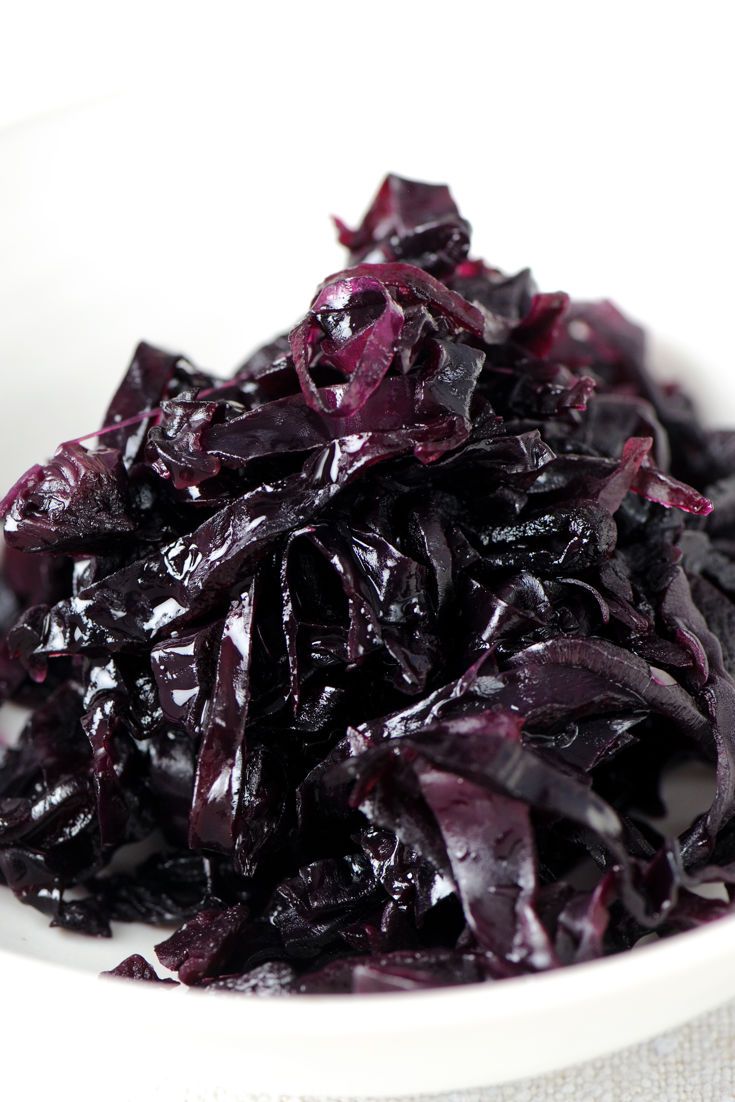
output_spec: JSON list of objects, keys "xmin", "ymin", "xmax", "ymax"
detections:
[
  {"xmin": 123, "ymin": 999, "xmax": 735, "ymax": 1102},
  {"xmin": 467, "ymin": 999, "xmax": 735, "ymax": 1102}
]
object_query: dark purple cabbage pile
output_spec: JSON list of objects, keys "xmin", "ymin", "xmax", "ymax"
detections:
[{"xmin": 3, "ymin": 175, "xmax": 735, "ymax": 995}]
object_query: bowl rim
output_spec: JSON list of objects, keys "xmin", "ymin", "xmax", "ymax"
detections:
[{"xmin": 2, "ymin": 905, "xmax": 735, "ymax": 1037}]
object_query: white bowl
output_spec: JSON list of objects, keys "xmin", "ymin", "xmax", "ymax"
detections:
[
  {"xmin": 2, "ymin": 88, "xmax": 735, "ymax": 1100},
  {"xmin": 2, "ymin": 903, "xmax": 735, "ymax": 1097}
]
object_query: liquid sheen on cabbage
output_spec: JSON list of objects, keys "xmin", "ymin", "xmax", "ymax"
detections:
[{"xmin": 2, "ymin": 176, "xmax": 735, "ymax": 994}]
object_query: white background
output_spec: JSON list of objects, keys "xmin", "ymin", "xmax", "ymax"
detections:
[{"xmin": 0, "ymin": 1, "xmax": 733, "ymax": 486}]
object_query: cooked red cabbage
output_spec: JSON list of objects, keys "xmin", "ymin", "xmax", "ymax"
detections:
[{"xmin": 1, "ymin": 175, "xmax": 734, "ymax": 994}]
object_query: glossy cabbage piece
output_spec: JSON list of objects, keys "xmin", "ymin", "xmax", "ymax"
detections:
[
  {"xmin": 334, "ymin": 174, "xmax": 471, "ymax": 277},
  {"xmin": 3, "ymin": 174, "xmax": 735, "ymax": 996},
  {"xmin": 102, "ymin": 954, "xmax": 176, "ymax": 984}
]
